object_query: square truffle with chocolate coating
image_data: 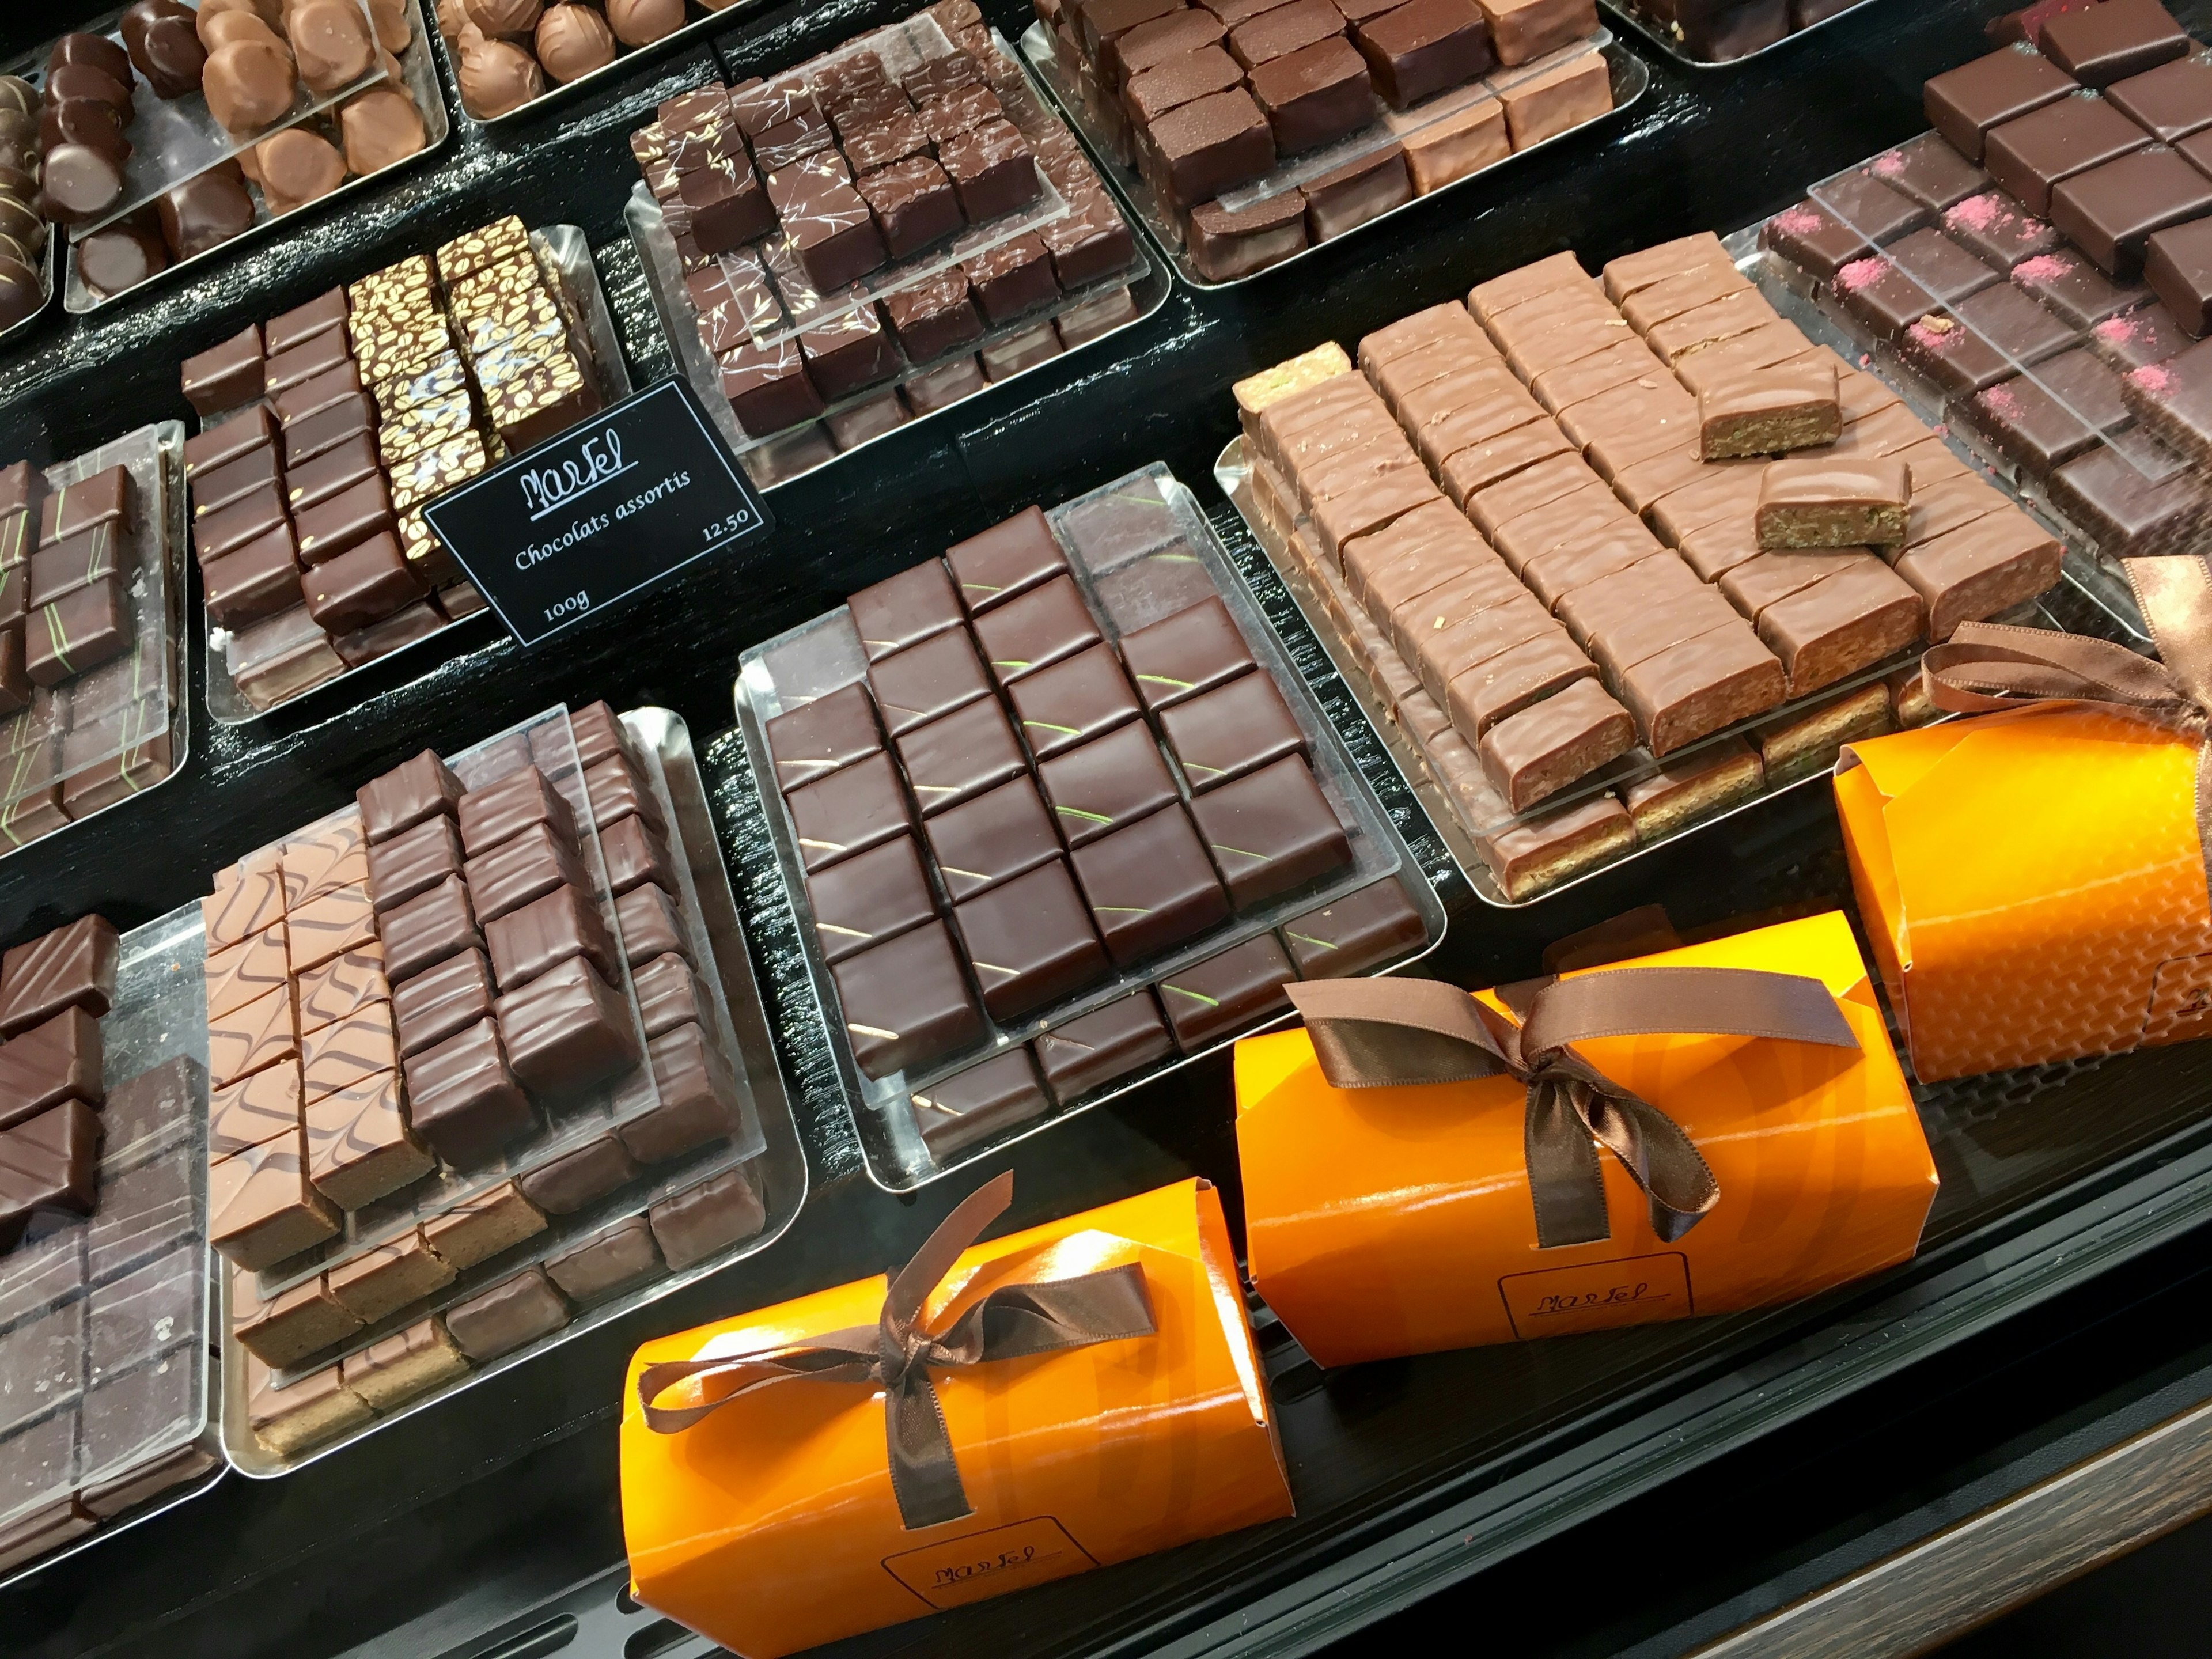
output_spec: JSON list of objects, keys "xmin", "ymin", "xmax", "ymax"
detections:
[
  {"xmin": 1227, "ymin": 0, "xmax": 1346, "ymax": 70},
  {"xmin": 516, "ymin": 1133, "xmax": 641, "ymax": 1217},
  {"xmin": 1069, "ymin": 804, "xmax": 1231, "ymax": 964},
  {"xmin": 923, "ymin": 777, "xmax": 1063, "ymax": 902},
  {"xmin": 615, "ymin": 884, "xmax": 687, "ymax": 969},
  {"xmin": 964, "ymin": 234, "xmax": 1061, "ymax": 327},
  {"xmin": 1280, "ymin": 879, "xmax": 1427, "ymax": 976},
  {"xmin": 1925, "ymin": 45, "xmax": 2078, "ymax": 162},
  {"xmin": 1869, "ymin": 131, "xmax": 1991, "ymax": 211},
  {"xmin": 1157, "ymin": 934, "xmax": 1296, "ymax": 1048},
  {"xmin": 378, "ymin": 874, "xmax": 480, "ymax": 982},
  {"xmin": 339, "ymin": 1319, "xmax": 469, "ymax": 1415},
  {"xmin": 300, "ymin": 999, "xmax": 398, "ymax": 1104},
  {"xmin": 800, "ymin": 304, "xmax": 900, "ymax": 403},
  {"xmin": 2143, "ymin": 216, "xmax": 2212, "ymax": 332},
  {"xmin": 848, "ymin": 559, "xmax": 965, "ymax": 662},
  {"xmin": 882, "ymin": 270, "xmax": 985, "ymax": 363},
  {"xmin": 719, "ymin": 341, "xmax": 821, "ymax": 440},
  {"xmin": 484, "ymin": 883, "xmax": 619, "ymax": 993},
  {"xmin": 1160, "ymin": 670, "xmax": 1306, "ymax": 791},
  {"xmin": 1249, "ymin": 37, "xmax": 1376, "ymax": 156},
  {"xmin": 1126, "ymin": 46, "xmax": 1247, "ymax": 124},
  {"xmin": 952, "ymin": 859, "xmax": 1108, "ymax": 1018},
  {"xmin": 602, "ymin": 813, "xmax": 676, "ymax": 897},
  {"xmin": 1187, "ymin": 192, "xmax": 1309, "ymax": 281},
  {"xmin": 1034, "ymin": 991, "xmax": 1175, "ymax": 1098},
  {"xmin": 1007, "ymin": 644, "xmax": 1141, "ymax": 761},
  {"xmin": 210, "ymin": 983, "xmax": 299, "ymax": 1090},
  {"xmin": 1356, "ymin": 0, "xmax": 1494, "ymax": 108},
  {"xmin": 910, "ymin": 1048, "xmax": 1051, "ymax": 1159},
  {"xmin": 939, "ymin": 119, "xmax": 1041, "ymax": 221},
  {"xmin": 650, "ymin": 1166, "xmax": 767, "ymax": 1271},
  {"xmin": 1984, "ymin": 92, "xmax": 2150, "ymax": 217},
  {"xmin": 831, "ymin": 919, "xmax": 982, "ymax": 1078},
  {"xmin": 633, "ymin": 953, "xmax": 705, "ymax": 1040},
  {"xmin": 0, "ymin": 914, "xmax": 118, "ymax": 1033},
  {"xmin": 1188, "ymin": 755, "xmax": 1351, "ymax": 905},
  {"xmin": 497, "ymin": 955, "xmax": 642, "ymax": 1098},
  {"xmin": 2050, "ymin": 145, "xmax": 2212, "ymax": 276},
  {"xmin": 972, "ymin": 575, "xmax": 1104, "ymax": 687},
  {"xmin": 403, "ymin": 1016, "xmax": 532, "ymax": 1168},
  {"xmin": 457, "ymin": 766, "xmax": 577, "ymax": 861},
  {"xmin": 622, "ymin": 1021, "xmax": 738, "ymax": 1164},
  {"xmin": 897, "ymin": 695, "xmax": 1030, "ymax": 819},
  {"xmin": 1498, "ymin": 49, "xmax": 1611, "ymax": 147},
  {"xmin": 2106, "ymin": 52, "xmax": 2212, "ymax": 141},
  {"xmin": 946, "ymin": 505, "xmax": 1067, "ymax": 616},
  {"xmin": 28, "ymin": 577, "xmax": 129, "ymax": 688},
  {"xmin": 304, "ymin": 1068, "xmax": 432, "ymax": 1210},
  {"xmin": 358, "ymin": 750, "xmax": 464, "ymax": 843},
  {"xmin": 806, "ymin": 833, "xmax": 937, "ymax": 963},
  {"xmin": 766, "ymin": 683, "xmax": 882, "ymax": 790},
  {"xmin": 391, "ymin": 945, "xmax": 494, "ymax": 1059},
  {"xmin": 1118, "ymin": 597, "xmax": 1257, "ymax": 714},
  {"xmin": 2039, "ymin": 0, "xmax": 2187, "ymax": 88},
  {"xmin": 867, "ymin": 626, "xmax": 992, "ymax": 734},
  {"xmin": 854, "ymin": 156, "xmax": 963, "ymax": 260},
  {"xmin": 546, "ymin": 1215, "xmax": 663, "ymax": 1306},
  {"xmin": 444, "ymin": 1267, "xmax": 569, "ymax": 1363},
  {"xmin": 1038, "ymin": 720, "xmax": 1181, "ymax": 847},
  {"xmin": 1145, "ymin": 88, "xmax": 1275, "ymax": 209}
]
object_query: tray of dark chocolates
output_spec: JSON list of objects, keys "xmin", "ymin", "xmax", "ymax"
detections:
[
  {"xmin": 0, "ymin": 906, "xmax": 222, "ymax": 1589},
  {"xmin": 1596, "ymin": 0, "xmax": 1878, "ymax": 70},
  {"xmin": 1745, "ymin": 16, "xmax": 2212, "ymax": 597},
  {"xmin": 54, "ymin": 0, "xmax": 447, "ymax": 313},
  {"xmin": 0, "ymin": 422, "xmax": 189, "ymax": 859},
  {"xmin": 430, "ymin": 0, "xmax": 768, "ymax": 127},
  {"xmin": 736, "ymin": 463, "xmax": 1446, "ymax": 1192},
  {"xmin": 15, "ymin": 0, "xmax": 428, "ymax": 269},
  {"xmin": 1213, "ymin": 227, "xmax": 2096, "ymax": 906},
  {"xmin": 624, "ymin": 5, "xmax": 1165, "ymax": 488},
  {"xmin": 0, "ymin": 74, "xmax": 56, "ymax": 344},
  {"xmin": 214, "ymin": 705, "xmax": 801, "ymax": 1476},
  {"xmin": 180, "ymin": 216, "xmax": 629, "ymax": 721},
  {"xmin": 1018, "ymin": 0, "xmax": 1641, "ymax": 286}
]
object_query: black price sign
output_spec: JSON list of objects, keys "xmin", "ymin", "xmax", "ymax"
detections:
[{"xmin": 420, "ymin": 377, "xmax": 772, "ymax": 646}]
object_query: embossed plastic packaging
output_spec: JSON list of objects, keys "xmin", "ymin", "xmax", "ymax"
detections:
[
  {"xmin": 620, "ymin": 1174, "xmax": 1292, "ymax": 1657},
  {"xmin": 1836, "ymin": 576, "xmax": 2212, "ymax": 1083},
  {"xmin": 1234, "ymin": 912, "xmax": 1937, "ymax": 1366}
]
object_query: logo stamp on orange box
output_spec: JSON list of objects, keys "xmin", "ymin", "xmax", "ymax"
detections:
[
  {"xmin": 1498, "ymin": 1251, "xmax": 1692, "ymax": 1340},
  {"xmin": 881, "ymin": 1516, "xmax": 1097, "ymax": 1610}
]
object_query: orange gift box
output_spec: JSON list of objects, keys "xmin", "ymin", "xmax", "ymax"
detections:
[
  {"xmin": 1836, "ymin": 706, "xmax": 2212, "ymax": 1082},
  {"xmin": 1234, "ymin": 912, "xmax": 1938, "ymax": 1368},
  {"xmin": 620, "ymin": 1177, "xmax": 1293, "ymax": 1658}
]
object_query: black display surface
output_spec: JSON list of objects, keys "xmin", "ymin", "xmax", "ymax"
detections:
[
  {"xmin": 422, "ymin": 379, "xmax": 772, "ymax": 647},
  {"xmin": 4, "ymin": 2, "xmax": 2212, "ymax": 1658}
]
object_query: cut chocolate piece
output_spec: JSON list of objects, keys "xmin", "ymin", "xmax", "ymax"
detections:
[
  {"xmin": 1698, "ymin": 361, "xmax": 1842, "ymax": 459},
  {"xmin": 910, "ymin": 1048, "xmax": 1050, "ymax": 1158},
  {"xmin": 1248, "ymin": 37, "xmax": 1377, "ymax": 157},
  {"xmin": 378, "ymin": 873, "xmax": 480, "ymax": 983},
  {"xmin": 1187, "ymin": 192, "xmax": 1308, "ymax": 282},
  {"xmin": 1756, "ymin": 456, "xmax": 1913, "ymax": 547},
  {"xmin": 339, "ymin": 1319, "xmax": 469, "ymax": 1414},
  {"xmin": 805, "ymin": 833, "xmax": 938, "ymax": 963},
  {"xmin": 299, "ymin": 998, "xmax": 397, "ymax": 1103},
  {"xmin": 1157, "ymin": 934, "xmax": 1296, "ymax": 1048},
  {"xmin": 1355, "ymin": 0, "xmax": 1493, "ymax": 107},
  {"xmin": 208, "ymin": 1126, "xmax": 340, "ymax": 1271},
  {"xmin": 648, "ymin": 1166, "xmax": 767, "ymax": 1271},
  {"xmin": 831, "ymin": 919, "xmax": 982, "ymax": 1078},
  {"xmin": 2144, "ymin": 215, "xmax": 2212, "ymax": 334},
  {"xmin": 366, "ymin": 815, "xmax": 464, "ymax": 914},
  {"xmin": 234, "ymin": 1273, "xmax": 362, "ymax": 1369},
  {"xmin": 444, "ymin": 1266, "xmax": 570, "ymax": 1362},
  {"xmin": 324, "ymin": 1231, "xmax": 454, "ymax": 1327},
  {"xmin": 456, "ymin": 767, "xmax": 577, "ymax": 861}
]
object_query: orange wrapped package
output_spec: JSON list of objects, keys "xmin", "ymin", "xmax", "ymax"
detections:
[
  {"xmin": 620, "ymin": 1176, "xmax": 1293, "ymax": 1658},
  {"xmin": 1837, "ymin": 609, "xmax": 2212, "ymax": 1082},
  {"xmin": 1236, "ymin": 913, "xmax": 1938, "ymax": 1368}
]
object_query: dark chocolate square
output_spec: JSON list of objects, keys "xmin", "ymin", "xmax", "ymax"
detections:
[
  {"xmin": 909, "ymin": 1048, "xmax": 1051, "ymax": 1159},
  {"xmin": 1186, "ymin": 755, "xmax": 1351, "ymax": 907},
  {"xmin": 847, "ymin": 559, "xmax": 964, "ymax": 660},
  {"xmin": 1006, "ymin": 643, "xmax": 1142, "ymax": 762},
  {"xmin": 781, "ymin": 748, "xmax": 913, "ymax": 873},
  {"xmin": 1032, "ymin": 991, "xmax": 1175, "ymax": 1098},
  {"xmin": 1984, "ymin": 90, "xmax": 2150, "ymax": 216},
  {"xmin": 1037, "ymin": 720, "xmax": 1181, "ymax": 849},
  {"xmin": 1067, "ymin": 804, "xmax": 1230, "ymax": 965},
  {"xmin": 830, "ymin": 919, "xmax": 983, "ymax": 1078},
  {"xmin": 922, "ymin": 777, "xmax": 1065, "ymax": 903},
  {"xmin": 496, "ymin": 956, "xmax": 641, "ymax": 1098},
  {"xmin": 950, "ymin": 859, "xmax": 1108, "ymax": 1018},
  {"xmin": 854, "ymin": 156, "xmax": 964, "ymax": 259},
  {"xmin": 805, "ymin": 832, "xmax": 938, "ymax": 964},
  {"xmin": 1156, "ymin": 933, "xmax": 1296, "ymax": 1048},
  {"xmin": 401, "ymin": 1016, "xmax": 532, "ymax": 1168},
  {"xmin": 866, "ymin": 625, "xmax": 993, "ymax": 733},
  {"xmin": 971, "ymin": 575, "xmax": 1104, "ymax": 687},
  {"xmin": 1159, "ymin": 670, "xmax": 1306, "ymax": 791},
  {"xmin": 392, "ymin": 945, "xmax": 495, "ymax": 1056},
  {"xmin": 765, "ymin": 681, "xmax": 884, "ymax": 790},
  {"xmin": 1925, "ymin": 44, "xmax": 2079, "ymax": 162},
  {"xmin": 895, "ymin": 696, "xmax": 1029, "ymax": 817}
]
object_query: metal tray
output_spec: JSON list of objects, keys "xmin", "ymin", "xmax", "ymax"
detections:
[
  {"xmin": 0, "ymin": 899, "xmax": 222, "ymax": 1593},
  {"xmin": 0, "ymin": 419, "xmax": 193, "ymax": 865},
  {"xmin": 423, "ymin": 0, "xmax": 770, "ymax": 132},
  {"xmin": 1020, "ymin": 22, "xmax": 1649, "ymax": 291},
  {"xmin": 200, "ymin": 223, "xmax": 632, "ymax": 726},
  {"xmin": 1214, "ymin": 433, "xmax": 2099, "ymax": 910},
  {"xmin": 219, "ymin": 707, "xmax": 807, "ymax": 1476},
  {"xmin": 734, "ymin": 463, "xmax": 1449, "ymax": 1192},
  {"xmin": 1599, "ymin": 0, "xmax": 1889, "ymax": 69},
  {"xmin": 63, "ymin": 0, "xmax": 452, "ymax": 315}
]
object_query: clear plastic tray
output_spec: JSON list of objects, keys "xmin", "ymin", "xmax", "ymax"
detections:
[
  {"xmin": 12, "ymin": 0, "xmax": 396, "ymax": 242},
  {"xmin": 735, "ymin": 462, "xmax": 1446, "ymax": 1191},
  {"xmin": 221, "ymin": 708, "xmax": 805, "ymax": 1476},
  {"xmin": 0, "ymin": 421, "xmax": 190, "ymax": 858},
  {"xmin": 200, "ymin": 224, "xmax": 632, "ymax": 725},
  {"xmin": 63, "ymin": 0, "xmax": 451, "ymax": 315},
  {"xmin": 0, "ymin": 899, "xmax": 220, "ymax": 1585},
  {"xmin": 1600, "ymin": 0, "xmax": 1885, "ymax": 70},
  {"xmin": 1020, "ymin": 24, "xmax": 1647, "ymax": 290}
]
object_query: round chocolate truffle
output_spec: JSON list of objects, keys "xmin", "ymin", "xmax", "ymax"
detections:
[
  {"xmin": 198, "ymin": 9, "xmax": 284, "ymax": 52},
  {"xmin": 123, "ymin": 0, "xmax": 210, "ymax": 99},
  {"xmin": 365, "ymin": 0, "xmax": 413, "ymax": 52},
  {"xmin": 0, "ymin": 255, "xmax": 43, "ymax": 329},
  {"xmin": 36, "ymin": 143, "xmax": 125, "ymax": 225},
  {"xmin": 0, "ymin": 78, "xmax": 36, "ymax": 116},
  {"xmin": 255, "ymin": 127, "xmax": 347, "ymax": 203},
  {"xmin": 157, "ymin": 166, "xmax": 256, "ymax": 257},
  {"xmin": 606, "ymin": 0, "xmax": 683, "ymax": 46},
  {"xmin": 204, "ymin": 38, "xmax": 298, "ymax": 132},
  {"xmin": 75, "ymin": 217, "xmax": 168, "ymax": 298},
  {"xmin": 535, "ymin": 5, "xmax": 615, "ymax": 81},
  {"xmin": 457, "ymin": 39, "xmax": 544, "ymax": 118},
  {"xmin": 47, "ymin": 34, "xmax": 136, "ymax": 91},
  {"xmin": 289, "ymin": 0, "xmax": 377, "ymax": 94},
  {"xmin": 40, "ymin": 99, "xmax": 132, "ymax": 167},
  {"xmin": 45, "ymin": 63, "xmax": 134, "ymax": 115},
  {"xmin": 0, "ymin": 197, "xmax": 43, "ymax": 253},
  {"xmin": 436, "ymin": 0, "xmax": 470, "ymax": 43},
  {"xmin": 338, "ymin": 86, "xmax": 427, "ymax": 173},
  {"xmin": 464, "ymin": 0, "xmax": 544, "ymax": 39}
]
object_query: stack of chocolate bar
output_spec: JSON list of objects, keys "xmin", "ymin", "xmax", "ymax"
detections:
[
  {"xmin": 631, "ymin": 0, "xmax": 1142, "ymax": 478},
  {"xmin": 0, "ymin": 918, "xmax": 213, "ymax": 1573},
  {"xmin": 1233, "ymin": 233, "xmax": 2059, "ymax": 899},
  {"xmin": 763, "ymin": 501, "xmax": 1425, "ymax": 1163},
  {"xmin": 181, "ymin": 214, "xmax": 601, "ymax": 711},
  {"xmin": 1764, "ymin": 0, "xmax": 2212, "ymax": 555},
  {"xmin": 0, "ymin": 438, "xmax": 175, "ymax": 850},
  {"xmin": 203, "ymin": 704, "xmax": 762, "ymax": 1460},
  {"xmin": 0, "ymin": 1062, "xmax": 208, "ymax": 1573},
  {"xmin": 1036, "ymin": 0, "xmax": 1609, "ymax": 278}
]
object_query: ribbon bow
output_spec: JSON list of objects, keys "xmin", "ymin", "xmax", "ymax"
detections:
[
  {"xmin": 1284, "ymin": 969, "xmax": 1860, "ymax": 1249},
  {"xmin": 635, "ymin": 1173, "xmax": 1156, "ymax": 1531}
]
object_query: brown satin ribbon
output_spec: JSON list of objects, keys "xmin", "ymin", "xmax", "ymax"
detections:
[
  {"xmin": 1917, "ymin": 554, "xmax": 2212, "ymax": 889},
  {"xmin": 1284, "ymin": 969, "xmax": 1860, "ymax": 1249},
  {"xmin": 635, "ymin": 1172, "xmax": 1157, "ymax": 1531}
]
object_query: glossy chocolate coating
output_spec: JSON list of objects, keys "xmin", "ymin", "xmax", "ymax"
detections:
[
  {"xmin": 391, "ymin": 944, "xmax": 495, "ymax": 1055},
  {"xmin": 378, "ymin": 873, "xmax": 480, "ymax": 981},
  {"xmin": 483, "ymin": 882, "xmax": 619, "ymax": 990},
  {"xmin": 951, "ymin": 859, "xmax": 1107, "ymax": 1018},
  {"xmin": 444, "ymin": 1266, "xmax": 569, "ymax": 1360},
  {"xmin": 0, "ymin": 1100, "xmax": 99, "ymax": 1251},
  {"xmin": 536, "ymin": 5, "xmax": 618, "ymax": 81},
  {"xmin": 647, "ymin": 1166, "xmax": 766, "ymax": 1271},
  {"xmin": 545, "ymin": 1215, "xmax": 662, "ymax": 1304},
  {"xmin": 204, "ymin": 38, "xmax": 298, "ymax": 134},
  {"xmin": 0, "ymin": 915, "xmax": 118, "ymax": 1035},
  {"xmin": 1156, "ymin": 934, "xmax": 1295, "ymax": 1048},
  {"xmin": 456, "ymin": 765, "xmax": 577, "ymax": 858},
  {"xmin": 516, "ymin": 1133, "xmax": 639, "ymax": 1215},
  {"xmin": 403, "ymin": 1014, "xmax": 532, "ymax": 1166},
  {"xmin": 158, "ymin": 169, "xmax": 256, "ymax": 260},
  {"xmin": 910, "ymin": 1047, "xmax": 1049, "ymax": 1158},
  {"xmin": 123, "ymin": 0, "xmax": 210, "ymax": 98},
  {"xmin": 1036, "ymin": 721, "xmax": 1180, "ymax": 849},
  {"xmin": 1033, "ymin": 991, "xmax": 1175, "ymax": 1099},
  {"xmin": 494, "ymin": 955, "xmax": 641, "ymax": 1095},
  {"xmin": 457, "ymin": 39, "xmax": 544, "ymax": 118},
  {"xmin": 38, "ymin": 143, "xmax": 125, "ymax": 226}
]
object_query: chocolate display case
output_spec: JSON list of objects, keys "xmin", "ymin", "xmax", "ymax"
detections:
[
  {"xmin": 735, "ymin": 462, "xmax": 1446, "ymax": 1188},
  {"xmin": 58, "ymin": 0, "xmax": 452, "ymax": 315},
  {"xmin": 215, "ymin": 706, "xmax": 803, "ymax": 1475},
  {"xmin": 1021, "ymin": 21, "xmax": 1645, "ymax": 285},
  {"xmin": 426, "ymin": 0, "xmax": 768, "ymax": 129},
  {"xmin": 0, "ymin": 902, "xmax": 219, "ymax": 1592}
]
